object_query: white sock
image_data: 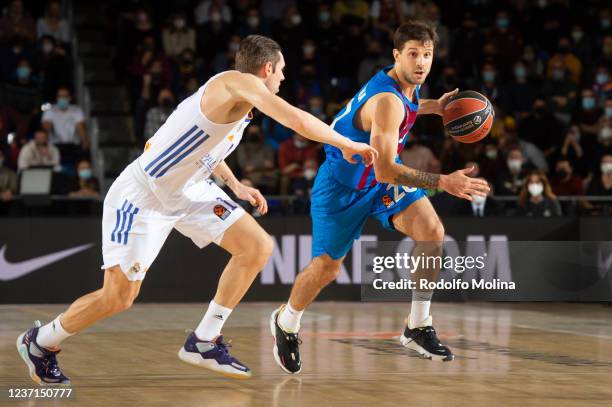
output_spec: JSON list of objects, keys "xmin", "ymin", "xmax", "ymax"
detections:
[
  {"xmin": 278, "ymin": 302, "xmax": 303, "ymax": 333},
  {"xmin": 409, "ymin": 291, "xmax": 433, "ymax": 328},
  {"xmin": 194, "ymin": 300, "xmax": 233, "ymax": 341},
  {"xmin": 36, "ymin": 314, "xmax": 74, "ymax": 349}
]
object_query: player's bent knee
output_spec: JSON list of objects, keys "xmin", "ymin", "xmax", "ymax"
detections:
[
  {"xmin": 248, "ymin": 233, "xmax": 274, "ymax": 270},
  {"xmin": 315, "ymin": 257, "xmax": 343, "ymax": 284},
  {"xmin": 101, "ymin": 267, "xmax": 140, "ymax": 314},
  {"xmin": 423, "ymin": 221, "xmax": 445, "ymax": 243}
]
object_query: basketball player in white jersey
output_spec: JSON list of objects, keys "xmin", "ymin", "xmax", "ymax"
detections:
[{"xmin": 16, "ymin": 35, "xmax": 377, "ymax": 383}]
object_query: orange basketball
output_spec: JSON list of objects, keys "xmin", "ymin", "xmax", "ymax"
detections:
[{"xmin": 442, "ymin": 90, "xmax": 494, "ymax": 143}]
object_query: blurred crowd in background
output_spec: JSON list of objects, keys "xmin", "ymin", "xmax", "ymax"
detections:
[
  {"xmin": 0, "ymin": 0, "xmax": 99, "ymax": 204},
  {"xmin": 1, "ymin": 0, "xmax": 611, "ymax": 217}
]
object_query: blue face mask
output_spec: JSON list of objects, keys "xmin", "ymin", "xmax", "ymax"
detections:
[
  {"xmin": 582, "ymin": 97, "xmax": 596, "ymax": 110},
  {"xmin": 606, "ymin": 106, "xmax": 612, "ymax": 119},
  {"xmin": 514, "ymin": 66, "xmax": 526, "ymax": 79},
  {"xmin": 482, "ymin": 71, "xmax": 495, "ymax": 83},
  {"xmin": 16, "ymin": 66, "xmax": 30, "ymax": 79},
  {"xmin": 78, "ymin": 169, "xmax": 92, "ymax": 180},
  {"xmin": 57, "ymin": 97, "xmax": 70, "ymax": 109},
  {"xmin": 596, "ymin": 73, "xmax": 609, "ymax": 85},
  {"xmin": 497, "ymin": 18, "xmax": 509, "ymax": 29}
]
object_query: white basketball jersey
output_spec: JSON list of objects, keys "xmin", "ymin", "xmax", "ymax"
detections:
[{"xmin": 135, "ymin": 71, "xmax": 249, "ymax": 206}]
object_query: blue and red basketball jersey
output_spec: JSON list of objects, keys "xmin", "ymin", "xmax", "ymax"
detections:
[{"xmin": 324, "ymin": 65, "xmax": 419, "ymax": 190}]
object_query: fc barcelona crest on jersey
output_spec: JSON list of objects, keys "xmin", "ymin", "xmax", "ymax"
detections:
[
  {"xmin": 213, "ymin": 204, "xmax": 231, "ymax": 220},
  {"xmin": 381, "ymin": 195, "xmax": 394, "ymax": 208}
]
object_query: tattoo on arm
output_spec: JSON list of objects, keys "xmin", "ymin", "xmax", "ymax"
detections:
[{"xmin": 394, "ymin": 169, "xmax": 440, "ymax": 189}]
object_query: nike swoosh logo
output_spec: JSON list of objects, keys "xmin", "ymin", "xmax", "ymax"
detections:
[{"xmin": 0, "ymin": 243, "xmax": 95, "ymax": 281}]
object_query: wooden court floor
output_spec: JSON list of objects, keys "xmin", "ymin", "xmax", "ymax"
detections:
[{"xmin": 1, "ymin": 302, "xmax": 611, "ymax": 406}]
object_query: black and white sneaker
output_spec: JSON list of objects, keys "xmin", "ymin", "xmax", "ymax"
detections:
[
  {"xmin": 399, "ymin": 316, "xmax": 454, "ymax": 362},
  {"xmin": 270, "ymin": 305, "xmax": 302, "ymax": 374}
]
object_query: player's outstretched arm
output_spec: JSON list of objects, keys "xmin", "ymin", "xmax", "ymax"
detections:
[
  {"xmin": 213, "ymin": 161, "xmax": 268, "ymax": 214},
  {"xmin": 369, "ymin": 93, "xmax": 489, "ymax": 201},
  {"xmin": 225, "ymin": 72, "xmax": 377, "ymax": 166}
]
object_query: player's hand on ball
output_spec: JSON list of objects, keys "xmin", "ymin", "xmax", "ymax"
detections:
[
  {"xmin": 436, "ymin": 88, "xmax": 459, "ymax": 115},
  {"xmin": 440, "ymin": 166, "xmax": 490, "ymax": 201},
  {"xmin": 234, "ymin": 183, "xmax": 268, "ymax": 215},
  {"xmin": 341, "ymin": 141, "xmax": 378, "ymax": 166}
]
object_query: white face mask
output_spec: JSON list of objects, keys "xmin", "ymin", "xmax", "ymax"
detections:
[
  {"xmin": 485, "ymin": 149, "xmax": 498, "ymax": 159},
  {"xmin": 247, "ymin": 16, "xmax": 259, "ymax": 28},
  {"xmin": 599, "ymin": 126, "xmax": 612, "ymax": 142},
  {"xmin": 601, "ymin": 162, "xmax": 612, "ymax": 174},
  {"xmin": 291, "ymin": 14, "xmax": 302, "ymax": 25},
  {"xmin": 210, "ymin": 12, "xmax": 221, "ymax": 23},
  {"xmin": 528, "ymin": 183, "xmax": 544, "ymax": 197},
  {"xmin": 507, "ymin": 159, "xmax": 522, "ymax": 172},
  {"xmin": 304, "ymin": 168, "xmax": 316, "ymax": 180},
  {"xmin": 472, "ymin": 194, "xmax": 486, "ymax": 204}
]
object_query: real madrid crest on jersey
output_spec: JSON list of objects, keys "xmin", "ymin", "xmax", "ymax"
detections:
[{"xmin": 213, "ymin": 204, "xmax": 231, "ymax": 220}]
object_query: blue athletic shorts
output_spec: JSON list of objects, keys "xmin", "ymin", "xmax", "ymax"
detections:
[{"xmin": 310, "ymin": 162, "xmax": 426, "ymax": 260}]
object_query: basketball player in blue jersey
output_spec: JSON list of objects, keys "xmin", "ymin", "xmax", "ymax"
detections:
[
  {"xmin": 271, "ymin": 21, "xmax": 490, "ymax": 373},
  {"xmin": 16, "ymin": 35, "xmax": 377, "ymax": 384}
]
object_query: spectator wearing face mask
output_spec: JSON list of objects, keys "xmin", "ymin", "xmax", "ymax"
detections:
[
  {"xmin": 272, "ymin": 5, "xmax": 305, "ymax": 54},
  {"xmin": 312, "ymin": 3, "xmax": 340, "ymax": 61},
  {"xmin": 17, "ymin": 128, "xmax": 61, "ymax": 171},
  {"xmin": 454, "ymin": 177, "xmax": 500, "ymax": 217},
  {"xmin": 196, "ymin": 4, "xmax": 231, "ymax": 63},
  {"xmin": 162, "ymin": 14, "xmax": 196, "ymax": 58},
  {"xmin": 478, "ymin": 62, "xmax": 501, "ymax": 105},
  {"xmin": 291, "ymin": 158, "xmax": 319, "ymax": 214},
  {"xmin": 237, "ymin": 125, "xmax": 279, "ymax": 194},
  {"xmin": 35, "ymin": 35, "xmax": 71, "ymax": 101},
  {"xmin": 569, "ymin": 24, "xmax": 593, "ymax": 64},
  {"xmin": 504, "ymin": 60, "xmax": 537, "ymax": 118},
  {"xmin": 239, "ymin": 7, "xmax": 268, "ymax": 38},
  {"xmin": 194, "ymin": 0, "xmax": 232, "ymax": 25},
  {"xmin": 586, "ymin": 154, "xmax": 612, "ymax": 215},
  {"xmin": 489, "ymin": 10, "xmax": 523, "ymax": 69},
  {"xmin": 0, "ymin": 150, "xmax": 17, "ymax": 202},
  {"xmin": 560, "ymin": 125, "xmax": 586, "ymax": 175},
  {"xmin": 587, "ymin": 154, "xmax": 612, "ymax": 196},
  {"xmin": 517, "ymin": 171, "xmax": 561, "ymax": 217},
  {"xmin": 541, "ymin": 59, "xmax": 577, "ymax": 124},
  {"xmin": 495, "ymin": 147, "xmax": 528, "ymax": 196},
  {"xmin": 517, "ymin": 98, "xmax": 563, "ymax": 159},
  {"xmin": 144, "ymin": 88, "xmax": 175, "ymax": 140},
  {"xmin": 278, "ymin": 133, "xmax": 319, "ymax": 194},
  {"xmin": 1, "ymin": 59, "xmax": 42, "ymax": 137},
  {"xmin": 574, "ymin": 88, "xmax": 604, "ymax": 160},
  {"xmin": 68, "ymin": 159, "xmax": 100, "ymax": 198},
  {"xmin": 592, "ymin": 65, "xmax": 611, "ymax": 105},
  {"xmin": 478, "ymin": 142, "xmax": 505, "ymax": 181},
  {"xmin": 550, "ymin": 159, "xmax": 584, "ymax": 196},
  {"xmin": 546, "ymin": 37, "xmax": 582, "ymax": 84},
  {"xmin": 36, "ymin": 0, "xmax": 70, "ymax": 45},
  {"xmin": 41, "ymin": 87, "xmax": 90, "ymax": 169}
]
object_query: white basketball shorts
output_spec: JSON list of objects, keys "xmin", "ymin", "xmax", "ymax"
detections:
[{"xmin": 101, "ymin": 161, "xmax": 245, "ymax": 281}]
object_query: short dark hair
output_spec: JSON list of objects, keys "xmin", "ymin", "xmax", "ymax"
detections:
[
  {"xmin": 235, "ymin": 35, "xmax": 282, "ymax": 74},
  {"xmin": 393, "ymin": 20, "xmax": 438, "ymax": 51}
]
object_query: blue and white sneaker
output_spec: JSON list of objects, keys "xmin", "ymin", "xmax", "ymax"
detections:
[
  {"xmin": 16, "ymin": 322, "xmax": 70, "ymax": 385},
  {"xmin": 178, "ymin": 333, "xmax": 252, "ymax": 379}
]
